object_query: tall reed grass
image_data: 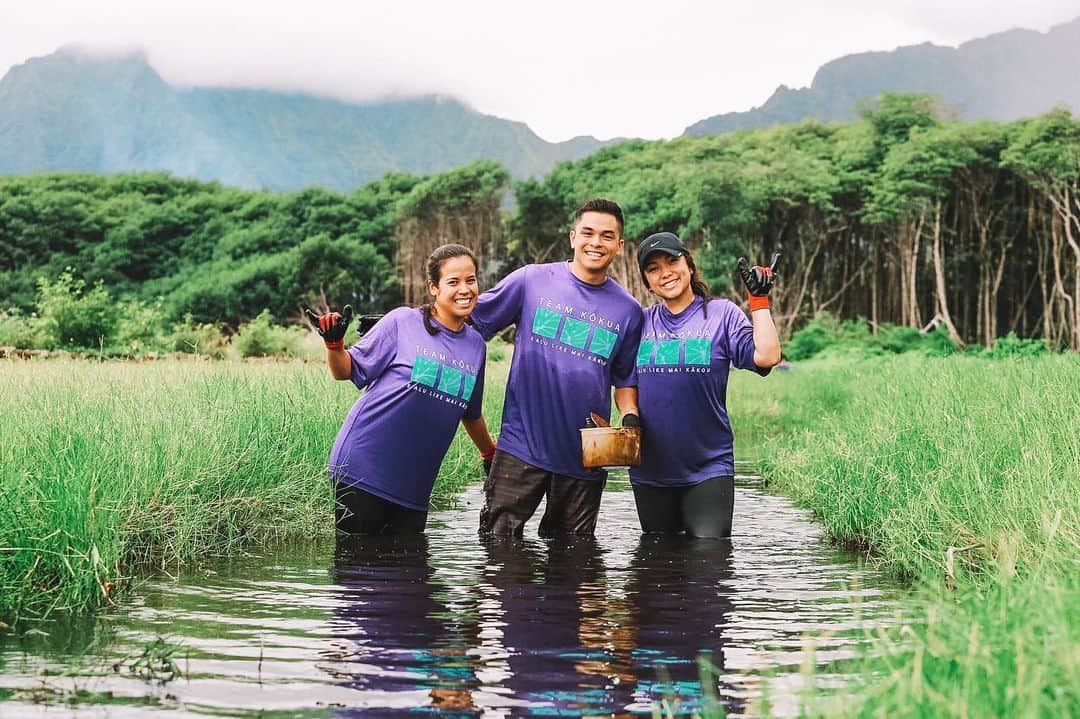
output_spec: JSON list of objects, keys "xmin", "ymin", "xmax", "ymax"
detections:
[
  {"xmin": 727, "ymin": 354, "xmax": 1080, "ymax": 717},
  {"xmin": 0, "ymin": 351, "xmax": 507, "ymax": 621}
]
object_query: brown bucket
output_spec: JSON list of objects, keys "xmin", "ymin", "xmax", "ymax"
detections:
[{"xmin": 580, "ymin": 427, "xmax": 642, "ymax": 468}]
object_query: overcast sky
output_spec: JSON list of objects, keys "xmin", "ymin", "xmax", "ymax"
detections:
[{"xmin": 3, "ymin": 1, "xmax": 1078, "ymax": 141}]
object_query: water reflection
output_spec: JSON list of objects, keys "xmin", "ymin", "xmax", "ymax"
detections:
[
  {"xmin": 0, "ymin": 475, "xmax": 903, "ymax": 718},
  {"xmin": 624, "ymin": 536, "xmax": 737, "ymax": 715},
  {"xmin": 327, "ymin": 535, "xmax": 480, "ymax": 716}
]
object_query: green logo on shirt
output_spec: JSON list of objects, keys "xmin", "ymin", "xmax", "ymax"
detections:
[
  {"xmin": 654, "ymin": 340, "xmax": 682, "ymax": 365},
  {"xmin": 560, "ymin": 317, "xmax": 591, "ymax": 348},
  {"xmin": 411, "ymin": 356, "xmax": 440, "ymax": 386},
  {"xmin": 530, "ymin": 302, "xmax": 622, "ymax": 358},
  {"xmin": 411, "ymin": 355, "xmax": 477, "ymax": 399},
  {"xmin": 636, "ymin": 339, "xmax": 655, "ymax": 366},
  {"xmin": 684, "ymin": 338, "xmax": 711, "ymax": 365},
  {"xmin": 532, "ymin": 307, "xmax": 562, "ymax": 338},
  {"xmin": 438, "ymin": 366, "xmax": 463, "ymax": 395},
  {"xmin": 638, "ymin": 339, "xmax": 714, "ymax": 368},
  {"xmin": 589, "ymin": 327, "xmax": 617, "ymax": 359}
]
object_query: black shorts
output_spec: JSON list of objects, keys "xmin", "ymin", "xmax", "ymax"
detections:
[
  {"xmin": 478, "ymin": 449, "xmax": 605, "ymax": 538},
  {"xmin": 334, "ymin": 480, "xmax": 428, "ymax": 536},
  {"xmin": 631, "ymin": 475, "xmax": 734, "ymax": 538}
]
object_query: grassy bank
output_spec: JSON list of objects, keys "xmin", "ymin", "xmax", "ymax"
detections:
[
  {"xmin": 0, "ymin": 352, "xmax": 507, "ymax": 621},
  {"xmin": 727, "ymin": 354, "xmax": 1080, "ymax": 717}
]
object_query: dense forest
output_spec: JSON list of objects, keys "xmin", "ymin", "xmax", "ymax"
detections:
[{"xmin": 1, "ymin": 93, "xmax": 1078, "ymax": 351}]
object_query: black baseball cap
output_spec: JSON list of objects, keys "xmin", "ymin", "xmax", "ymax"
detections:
[{"xmin": 637, "ymin": 232, "xmax": 688, "ymax": 270}]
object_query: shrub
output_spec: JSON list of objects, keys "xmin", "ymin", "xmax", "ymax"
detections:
[
  {"xmin": 113, "ymin": 298, "xmax": 171, "ymax": 355},
  {"xmin": 170, "ymin": 314, "xmax": 229, "ymax": 359},
  {"xmin": 985, "ymin": 331, "xmax": 1050, "ymax": 359},
  {"xmin": 36, "ymin": 271, "xmax": 119, "ymax": 350},
  {"xmin": 233, "ymin": 310, "xmax": 302, "ymax": 358},
  {"xmin": 0, "ymin": 309, "xmax": 48, "ymax": 349},
  {"xmin": 785, "ymin": 316, "xmax": 836, "ymax": 360}
]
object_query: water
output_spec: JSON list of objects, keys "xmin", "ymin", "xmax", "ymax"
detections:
[{"xmin": 0, "ymin": 465, "xmax": 903, "ymax": 717}]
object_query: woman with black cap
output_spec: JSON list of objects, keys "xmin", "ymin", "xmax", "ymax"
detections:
[{"xmin": 630, "ymin": 232, "xmax": 781, "ymax": 537}]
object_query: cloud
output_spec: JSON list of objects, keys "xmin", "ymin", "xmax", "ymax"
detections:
[{"xmin": 1, "ymin": 1, "xmax": 1076, "ymax": 141}]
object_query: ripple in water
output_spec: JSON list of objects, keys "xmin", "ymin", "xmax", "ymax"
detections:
[{"xmin": 0, "ymin": 464, "xmax": 903, "ymax": 717}]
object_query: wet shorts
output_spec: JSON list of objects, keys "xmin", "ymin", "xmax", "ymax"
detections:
[
  {"xmin": 631, "ymin": 475, "xmax": 734, "ymax": 538},
  {"xmin": 478, "ymin": 449, "xmax": 605, "ymax": 538},
  {"xmin": 334, "ymin": 480, "xmax": 428, "ymax": 536}
]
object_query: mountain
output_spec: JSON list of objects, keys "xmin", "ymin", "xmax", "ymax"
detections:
[
  {"xmin": 685, "ymin": 16, "xmax": 1080, "ymax": 136},
  {"xmin": 0, "ymin": 47, "xmax": 607, "ymax": 190}
]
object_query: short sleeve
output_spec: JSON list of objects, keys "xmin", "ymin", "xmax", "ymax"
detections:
[
  {"xmin": 346, "ymin": 310, "xmax": 401, "ymax": 390},
  {"xmin": 471, "ymin": 266, "xmax": 527, "ymax": 340}
]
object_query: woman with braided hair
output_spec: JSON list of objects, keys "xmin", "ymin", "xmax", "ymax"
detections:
[
  {"xmin": 307, "ymin": 244, "xmax": 496, "ymax": 535},
  {"xmin": 631, "ymin": 232, "xmax": 781, "ymax": 538}
]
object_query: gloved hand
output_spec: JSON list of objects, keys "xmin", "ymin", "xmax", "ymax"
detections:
[
  {"xmin": 621, "ymin": 412, "xmax": 641, "ymax": 428},
  {"xmin": 481, "ymin": 448, "xmax": 495, "ymax": 476},
  {"xmin": 737, "ymin": 253, "xmax": 780, "ymax": 311},
  {"xmin": 304, "ymin": 305, "xmax": 353, "ymax": 350}
]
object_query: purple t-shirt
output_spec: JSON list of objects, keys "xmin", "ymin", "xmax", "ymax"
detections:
[
  {"xmin": 471, "ymin": 262, "xmax": 643, "ymax": 481},
  {"xmin": 329, "ymin": 307, "xmax": 486, "ymax": 510},
  {"xmin": 629, "ymin": 297, "xmax": 769, "ymax": 486}
]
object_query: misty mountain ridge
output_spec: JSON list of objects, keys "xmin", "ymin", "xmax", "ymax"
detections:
[
  {"xmin": 2, "ymin": 15, "xmax": 1079, "ymax": 192},
  {"xmin": 0, "ymin": 46, "xmax": 608, "ymax": 190},
  {"xmin": 685, "ymin": 16, "xmax": 1080, "ymax": 135}
]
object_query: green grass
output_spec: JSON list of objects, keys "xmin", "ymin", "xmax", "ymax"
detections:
[
  {"xmin": 727, "ymin": 354, "xmax": 1080, "ymax": 718},
  {"xmin": 4, "ymin": 348, "xmax": 1077, "ymax": 717},
  {"xmin": 0, "ymin": 348, "xmax": 508, "ymax": 621}
]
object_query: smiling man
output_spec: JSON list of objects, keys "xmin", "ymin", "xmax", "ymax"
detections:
[{"xmin": 471, "ymin": 199, "xmax": 644, "ymax": 537}]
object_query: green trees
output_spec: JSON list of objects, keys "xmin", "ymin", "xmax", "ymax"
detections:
[
  {"xmin": 2, "ymin": 96, "xmax": 1078, "ymax": 352},
  {"xmin": 510, "ymin": 96, "xmax": 1079, "ymax": 350}
]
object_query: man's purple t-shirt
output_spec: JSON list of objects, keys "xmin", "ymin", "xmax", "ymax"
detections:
[
  {"xmin": 471, "ymin": 262, "xmax": 644, "ymax": 481},
  {"xmin": 329, "ymin": 307, "xmax": 486, "ymax": 510},
  {"xmin": 629, "ymin": 297, "xmax": 768, "ymax": 487}
]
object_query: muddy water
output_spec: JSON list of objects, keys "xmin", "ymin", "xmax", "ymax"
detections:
[{"xmin": 0, "ymin": 465, "xmax": 902, "ymax": 717}]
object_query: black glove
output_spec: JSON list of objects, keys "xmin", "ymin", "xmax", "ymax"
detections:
[
  {"xmin": 482, "ymin": 449, "xmax": 495, "ymax": 476},
  {"xmin": 304, "ymin": 305, "xmax": 353, "ymax": 350},
  {"xmin": 621, "ymin": 412, "xmax": 641, "ymax": 428},
  {"xmin": 356, "ymin": 314, "xmax": 384, "ymax": 336},
  {"xmin": 737, "ymin": 253, "xmax": 781, "ymax": 296}
]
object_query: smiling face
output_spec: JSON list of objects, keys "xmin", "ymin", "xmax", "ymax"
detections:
[
  {"xmin": 569, "ymin": 210, "xmax": 623, "ymax": 282},
  {"xmin": 428, "ymin": 254, "xmax": 479, "ymax": 328},
  {"xmin": 642, "ymin": 251, "xmax": 694, "ymax": 306}
]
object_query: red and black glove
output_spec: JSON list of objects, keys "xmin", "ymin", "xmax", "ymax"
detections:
[
  {"xmin": 304, "ymin": 305, "xmax": 353, "ymax": 350},
  {"xmin": 737, "ymin": 253, "xmax": 780, "ymax": 312},
  {"xmin": 481, "ymin": 447, "xmax": 495, "ymax": 476}
]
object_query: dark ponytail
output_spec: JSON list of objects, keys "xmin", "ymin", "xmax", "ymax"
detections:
[
  {"xmin": 421, "ymin": 243, "xmax": 479, "ymax": 335},
  {"xmin": 684, "ymin": 253, "xmax": 712, "ymax": 318}
]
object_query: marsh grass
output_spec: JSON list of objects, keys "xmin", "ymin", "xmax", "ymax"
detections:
[
  {"xmin": 727, "ymin": 354, "xmax": 1080, "ymax": 717},
  {"xmin": 0, "ymin": 347, "xmax": 508, "ymax": 620}
]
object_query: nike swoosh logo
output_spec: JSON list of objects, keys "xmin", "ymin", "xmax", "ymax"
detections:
[{"xmin": 648, "ymin": 240, "xmax": 660, "ymax": 248}]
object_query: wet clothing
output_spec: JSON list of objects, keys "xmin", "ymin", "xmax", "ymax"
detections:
[
  {"xmin": 471, "ymin": 261, "xmax": 644, "ymax": 482},
  {"xmin": 629, "ymin": 297, "xmax": 768, "ymax": 487},
  {"xmin": 329, "ymin": 307, "xmax": 486, "ymax": 514},
  {"xmin": 632, "ymin": 476, "xmax": 735, "ymax": 538},
  {"xmin": 479, "ymin": 449, "xmax": 606, "ymax": 537},
  {"xmin": 334, "ymin": 481, "xmax": 428, "ymax": 535}
]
